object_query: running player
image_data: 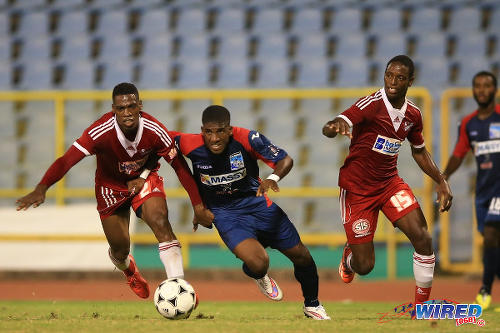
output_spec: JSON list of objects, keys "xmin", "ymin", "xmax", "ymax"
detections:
[
  {"xmin": 16, "ymin": 82, "xmax": 213, "ymax": 299},
  {"xmin": 322, "ymin": 55, "xmax": 453, "ymax": 310},
  {"xmin": 443, "ymin": 71, "xmax": 500, "ymax": 309},
  {"xmin": 170, "ymin": 105, "xmax": 330, "ymax": 320}
]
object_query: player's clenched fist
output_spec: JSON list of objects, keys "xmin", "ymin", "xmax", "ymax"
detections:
[{"xmin": 322, "ymin": 118, "xmax": 352, "ymax": 139}]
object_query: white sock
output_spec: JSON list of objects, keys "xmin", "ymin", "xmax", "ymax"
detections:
[
  {"xmin": 108, "ymin": 248, "xmax": 130, "ymax": 271},
  {"xmin": 346, "ymin": 252, "xmax": 353, "ymax": 271},
  {"xmin": 159, "ymin": 240, "xmax": 184, "ymax": 279},
  {"xmin": 413, "ymin": 252, "xmax": 435, "ymax": 288}
]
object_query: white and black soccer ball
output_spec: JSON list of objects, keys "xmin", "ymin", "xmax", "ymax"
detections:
[{"xmin": 153, "ymin": 278, "xmax": 197, "ymax": 320}]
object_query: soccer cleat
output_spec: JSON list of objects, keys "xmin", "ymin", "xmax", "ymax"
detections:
[
  {"xmin": 339, "ymin": 243, "xmax": 355, "ymax": 283},
  {"xmin": 476, "ymin": 287, "xmax": 491, "ymax": 310},
  {"xmin": 125, "ymin": 255, "xmax": 150, "ymax": 299},
  {"xmin": 255, "ymin": 274, "xmax": 283, "ymax": 301},
  {"xmin": 303, "ymin": 304, "xmax": 331, "ymax": 320}
]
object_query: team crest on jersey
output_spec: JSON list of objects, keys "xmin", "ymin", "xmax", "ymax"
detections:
[
  {"xmin": 229, "ymin": 152, "xmax": 245, "ymax": 170},
  {"xmin": 352, "ymin": 219, "xmax": 370, "ymax": 237},
  {"xmin": 489, "ymin": 123, "xmax": 500, "ymax": 139},
  {"xmin": 403, "ymin": 121, "xmax": 414, "ymax": 132},
  {"xmin": 268, "ymin": 144, "xmax": 280, "ymax": 157},
  {"xmin": 118, "ymin": 156, "xmax": 147, "ymax": 174},
  {"xmin": 372, "ymin": 135, "xmax": 402, "ymax": 156}
]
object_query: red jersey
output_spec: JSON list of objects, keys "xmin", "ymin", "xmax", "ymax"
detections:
[
  {"xmin": 338, "ymin": 88, "xmax": 425, "ymax": 195},
  {"xmin": 72, "ymin": 111, "xmax": 177, "ymax": 190}
]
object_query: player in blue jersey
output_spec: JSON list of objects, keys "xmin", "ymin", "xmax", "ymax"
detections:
[
  {"xmin": 443, "ymin": 71, "xmax": 500, "ymax": 309},
  {"xmin": 169, "ymin": 105, "xmax": 330, "ymax": 320}
]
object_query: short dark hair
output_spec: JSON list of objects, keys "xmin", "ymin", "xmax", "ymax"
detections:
[
  {"xmin": 472, "ymin": 71, "xmax": 497, "ymax": 88},
  {"xmin": 112, "ymin": 82, "xmax": 139, "ymax": 101},
  {"xmin": 386, "ymin": 55, "xmax": 415, "ymax": 78},
  {"xmin": 202, "ymin": 105, "xmax": 230, "ymax": 125}
]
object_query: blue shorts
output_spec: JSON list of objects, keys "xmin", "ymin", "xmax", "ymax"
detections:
[
  {"xmin": 211, "ymin": 196, "xmax": 301, "ymax": 251},
  {"xmin": 475, "ymin": 196, "xmax": 500, "ymax": 233}
]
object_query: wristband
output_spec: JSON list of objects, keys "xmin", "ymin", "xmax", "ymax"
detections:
[
  {"xmin": 267, "ymin": 174, "xmax": 280, "ymax": 182},
  {"xmin": 139, "ymin": 169, "xmax": 151, "ymax": 180}
]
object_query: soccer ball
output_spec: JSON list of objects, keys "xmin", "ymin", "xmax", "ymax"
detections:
[{"xmin": 153, "ymin": 278, "xmax": 197, "ymax": 319}]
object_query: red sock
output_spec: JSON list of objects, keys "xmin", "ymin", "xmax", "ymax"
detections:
[
  {"xmin": 123, "ymin": 258, "xmax": 136, "ymax": 277},
  {"xmin": 415, "ymin": 286, "xmax": 432, "ymax": 303}
]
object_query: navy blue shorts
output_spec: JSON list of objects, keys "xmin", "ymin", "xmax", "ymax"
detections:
[
  {"xmin": 475, "ymin": 196, "xmax": 500, "ymax": 233},
  {"xmin": 211, "ymin": 196, "xmax": 301, "ymax": 251}
]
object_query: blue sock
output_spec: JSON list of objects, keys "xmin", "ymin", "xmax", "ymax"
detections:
[
  {"xmin": 482, "ymin": 247, "xmax": 497, "ymax": 293},
  {"xmin": 242, "ymin": 263, "xmax": 266, "ymax": 279},
  {"xmin": 294, "ymin": 260, "xmax": 320, "ymax": 307}
]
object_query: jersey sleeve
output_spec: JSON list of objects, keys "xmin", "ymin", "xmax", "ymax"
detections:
[
  {"xmin": 452, "ymin": 117, "xmax": 472, "ymax": 158},
  {"xmin": 73, "ymin": 125, "xmax": 98, "ymax": 156},
  {"xmin": 407, "ymin": 111, "xmax": 425, "ymax": 148},
  {"xmin": 338, "ymin": 96, "xmax": 372, "ymax": 127},
  {"xmin": 235, "ymin": 128, "xmax": 287, "ymax": 169},
  {"xmin": 151, "ymin": 121, "xmax": 177, "ymax": 163}
]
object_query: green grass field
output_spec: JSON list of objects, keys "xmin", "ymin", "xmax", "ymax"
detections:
[{"xmin": 1, "ymin": 301, "xmax": 498, "ymax": 333}]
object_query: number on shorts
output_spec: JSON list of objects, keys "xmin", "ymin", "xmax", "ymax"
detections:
[{"xmin": 390, "ymin": 190, "xmax": 414, "ymax": 212}]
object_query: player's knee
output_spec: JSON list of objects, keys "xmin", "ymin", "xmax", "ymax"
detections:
[
  {"xmin": 413, "ymin": 231, "xmax": 433, "ymax": 254},
  {"xmin": 246, "ymin": 253, "xmax": 269, "ymax": 276}
]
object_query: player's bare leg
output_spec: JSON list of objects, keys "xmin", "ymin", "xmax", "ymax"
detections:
[
  {"xmin": 102, "ymin": 207, "xmax": 149, "ymax": 298},
  {"xmin": 348, "ymin": 242, "xmax": 376, "ymax": 276},
  {"xmin": 281, "ymin": 241, "xmax": 330, "ymax": 320},
  {"xmin": 141, "ymin": 196, "xmax": 184, "ymax": 279},
  {"xmin": 233, "ymin": 238, "xmax": 282, "ymax": 301},
  {"xmin": 395, "ymin": 208, "xmax": 435, "ymax": 310}
]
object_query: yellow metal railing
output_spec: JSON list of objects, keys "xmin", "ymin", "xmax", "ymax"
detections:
[
  {"xmin": 439, "ymin": 88, "xmax": 482, "ymax": 273},
  {"xmin": 0, "ymin": 88, "xmax": 433, "ymax": 278}
]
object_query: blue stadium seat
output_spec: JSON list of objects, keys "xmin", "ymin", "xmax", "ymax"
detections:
[
  {"xmin": 9, "ymin": 0, "xmax": 46, "ymax": 10},
  {"xmin": 487, "ymin": 6, "xmax": 500, "ymax": 33},
  {"xmin": 333, "ymin": 59, "xmax": 370, "ymax": 87},
  {"xmin": 214, "ymin": 34, "xmax": 248, "ymax": 62},
  {"xmin": 135, "ymin": 9, "xmax": 169, "ymax": 35},
  {"xmin": 15, "ymin": 11, "xmax": 49, "ymax": 37},
  {"xmin": 295, "ymin": 34, "xmax": 326, "ymax": 60},
  {"xmin": 215, "ymin": 60, "xmax": 250, "ymax": 88},
  {"xmin": 254, "ymin": 33, "xmax": 288, "ymax": 60},
  {"xmin": 329, "ymin": 7, "xmax": 362, "ymax": 34},
  {"xmin": 136, "ymin": 60, "xmax": 171, "ymax": 89},
  {"xmin": 174, "ymin": 7, "xmax": 206, "ymax": 35},
  {"xmin": 60, "ymin": 60, "xmax": 95, "ymax": 89},
  {"xmin": 250, "ymin": 8, "xmax": 284, "ymax": 34},
  {"xmin": 296, "ymin": 59, "xmax": 330, "ymax": 87},
  {"xmin": 176, "ymin": 34, "xmax": 209, "ymax": 61},
  {"xmin": 178, "ymin": 99, "xmax": 211, "ymax": 133},
  {"xmin": 412, "ymin": 32, "xmax": 447, "ymax": 59},
  {"xmin": 452, "ymin": 33, "xmax": 487, "ymax": 59},
  {"xmin": 64, "ymin": 101, "xmax": 98, "ymax": 143},
  {"xmin": 371, "ymin": 34, "xmax": 407, "ymax": 60},
  {"xmin": 212, "ymin": 7, "xmax": 246, "ymax": 35},
  {"xmin": 414, "ymin": 57, "xmax": 450, "ymax": 89},
  {"xmin": 175, "ymin": 59, "xmax": 210, "ymax": 88},
  {"xmin": 0, "ymin": 64, "xmax": 11, "ymax": 90},
  {"xmin": 447, "ymin": 7, "xmax": 481, "ymax": 33},
  {"xmin": 254, "ymin": 59, "xmax": 290, "ymax": 88},
  {"xmin": 17, "ymin": 36, "xmax": 51, "ymax": 62},
  {"xmin": 94, "ymin": 34, "xmax": 130, "ymax": 62},
  {"xmin": 408, "ymin": 7, "xmax": 442, "ymax": 33},
  {"xmin": 333, "ymin": 32, "xmax": 366, "ymax": 60},
  {"xmin": 454, "ymin": 57, "xmax": 490, "ymax": 86},
  {"xmin": 56, "ymin": 10, "xmax": 88, "ymax": 36},
  {"xmin": 97, "ymin": 60, "xmax": 134, "ymax": 89},
  {"xmin": 290, "ymin": 7, "xmax": 323, "ymax": 34},
  {"xmin": 59, "ymin": 34, "xmax": 91, "ymax": 62},
  {"xmin": 140, "ymin": 34, "xmax": 173, "ymax": 62},
  {"xmin": 368, "ymin": 7, "xmax": 402, "ymax": 33},
  {"xmin": 0, "ymin": 12, "xmax": 8, "ymax": 37},
  {"xmin": 0, "ymin": 36, "xmax": 10, "ymax": 62},
  {"xmin": 50, "ymin": 0, "xmax": 87, "ymax": 10},
  {"xmin": 17, "ymin": 60, "xmax": 53, "ymax": 89},
  {"xmin": 94, "ymin": 8, "xmax": 129, "ymax": 37}
]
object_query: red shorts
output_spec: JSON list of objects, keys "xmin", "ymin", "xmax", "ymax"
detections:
[
  {"xmin": 95, "ymin": 172, "xmax": 166, "ymax": 220},
  {"xmin": 339, "ymin": 177, "xmax": 420, "ymax": 244}
]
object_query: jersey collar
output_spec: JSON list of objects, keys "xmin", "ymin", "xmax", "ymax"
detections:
[
  {"xmin": 114, "ymin": 115, "xmax": 144, "ymax": 157},
  {"xmin": 381, "ymin": 88, "xmax": 408, "ymax": 132}
]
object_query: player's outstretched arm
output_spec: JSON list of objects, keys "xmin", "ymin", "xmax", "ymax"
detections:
[
  {"xmin": 322, "ymin": 118, "xmax": 352, "ymax": 139},
  {"xmin": 411, "ymin": 146, "xmax": 453, "ymax": 212},
  {"xmin": 16, "ymin": 146, "xmax": 85, "ymax": 211},
  {"xmin": 442, "ymin": 155, "xmax": 464, "ymax": 181},
  {"xmin": 257, "ymin": 155, "xmax": 293, "ymax": 196}
]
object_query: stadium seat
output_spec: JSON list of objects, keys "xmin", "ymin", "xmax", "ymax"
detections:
[
  {"xmin": 412, "ymin": 32, "xmax": 448, "ymax": 59},
  {"xmin": 50, "ymin": 0, "xmax": 88, "ymax": 10},
  {"xmin": 454, "ymin": 57, "xmax": 491, "ymax": 86},
  {"xmin": 176, "ymin": 34, "xmax": 209, "ymax": 61},
  {"xmin": 93, "ymin": 8, "xmax": 129, "ymax": 37},
  {"xmin": 17, "ymin": 35, "xmax": 52, "ymax": 63},
  {"xmin": 139, "ymin": 34, "xmax": 173, "ymax": 62},
  {"xmin": 371, "ymin": 34, "xmax": 408, "ymax": 60},
  {"xmin": 413, "ymin": 57, "xmax": 450, "ymax": 89},
  {"xmin": 16, "ymin": 60, "xmax": 54, "ymax": 89},
  {"xmin": 136, "ymin": 60, "xmax": 171, "ymax": 89},
  {"xmin": 174, "ymin": 58, "xmax": 210, "ymax": 88},
  {"xmin": 295, "ymin": 34, "xmax": 326, "ymax": 60},
  {"xmin": 295, "ymin": 58, "xmax": 331, "ymax": 87},
  {"xmin": 60, "ymin": 60, "xmax": 95, "ymax": 89},
  {"xmin": 329, "ymin": 7, "xmax": 362, "ymax": 34},
  {"xmin": 332, "ymin": 58, "xmax": 370, "ymax": 87},
  {"xmin": 58, "ymin": 34, "xmax": 91, "ymax": 62},
  {"xmin": 55, "ymin": 10, "xmax": 88, "ymax": 36},
  {"xmin": 447, "ymin": 6, "xmax": 481, "ymax": 33},
  {"xmin": 214, "ymin": 34, "xmax": 248, "ymax": 62},
  {"xmin": 0, "ymin": 36, "xmax": 10, "ymax": 62},
  {"xmin": 97, "ymin": 60, "xmax": 134, "ymax": 89},
  {"xmin": 94, "ymin": 34, "xmax": 130, "ymax": 62},
  {"xmin": 333, "ymin": 32, "xmax": 366, "ymax": 60},
  {"xmin": 0, "ymin": 12, "xmax": 8, "ymax": 37},
  {"xmin": 250, "ymin": 8, "xmax": 284, "ymax": 34},
  {"xmin": 221, "ymin": 99, "xmax": 255, "ymax": 127},
  {"xmin": 487, "ymin": 6, "xmax": 500, "ymax": 33},
  {"xmin": 368, "ymin": 7, "xmax": 402, "ymax": 33},
  {"xmin": 15, "ymin": 11, "xmax": 49, "ymax": 37},
  {"xmin": 212, "ymin": 7, "xmax": 246, "ymax": 35},
  {"xmin": 408, "ymin": 7, "xmax": 442, "ymax": 33},
  {"xmin": 173, "ymin": 7, "xmax": 206, "ymax": 35},
  {"xmin": 135, "ymin": 9, "xmax": 169, "ymax": 35},
  {"xmin": 9, "ymin": 0, "xmax": 46, "ymax": 10},
  {"xmin": 177, "ymin": 99, "xmax": 211, "ymax": 133},
  {"xmin": 290, "ymin": 7, "xmax": 323, "ymax": 34},
  {"xmin": 215, "ymin": 59, "xmax": 250, "ymax": 88},
  {"xmin": 253, "ymin": 33, "xmax": 288, "ymax": 60},
  {"xmin": 64, "ymin": 101, "xmax": 98, "ymax": 143},
  {"xmin": 452, "ymin": 33, "xmax": 488, "ymax": 59},
  {"xmin": 253, "ymin": 59, "xmax": 290, "ymax": 88}
]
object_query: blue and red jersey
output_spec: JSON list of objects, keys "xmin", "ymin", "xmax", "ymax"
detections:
[
  {"xmin": 170, "ymin": 127, "xmax": 288, "ymax": 208},
  {"xmin": 452, "ymin": 104, "xmax": 500, "ymax": 200}
]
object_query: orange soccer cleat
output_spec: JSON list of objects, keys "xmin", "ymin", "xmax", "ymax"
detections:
[
  {"xmin": 125, "ymin": 255, "xmax": 150, "ymax": 299},
  {"xmin": 338, "ymin": 243, "xmax": 355, "ymax": 283}
]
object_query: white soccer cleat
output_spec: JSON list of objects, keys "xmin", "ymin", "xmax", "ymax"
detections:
[
  {"xmin": 255, "ymin": 274, "xmax": 283, "ymax": 301},
  {"xmin": 303, "ymin": 304, "xmax": 331, "ymax": 320}
]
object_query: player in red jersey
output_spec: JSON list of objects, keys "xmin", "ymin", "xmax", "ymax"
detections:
[
  {"xmin": 16, "ymin": 82, "xmax": 213, "ymax": 299},
  {"xmin": 322, "ymin": 55, "xmax": 453, "ymax": 309},
  {"xmin": 443, "ymin": 71, "xmax": 500, "ymax": 309}
]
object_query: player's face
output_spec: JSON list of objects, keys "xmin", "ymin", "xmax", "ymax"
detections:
[
  {"xmin": 201, "ymin": 121, "xmax": 232, "ymax": 154},
  {"xmin": 112, "ymin": 94, "xmax": 142, "ymax": 132},
  {"xmin": 473, "ymin": 75, "xmax": 497, "ymax": 108},
  {"xmin": 384, "ymin": 62, "xmax": 414, "ymax": 108}
]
